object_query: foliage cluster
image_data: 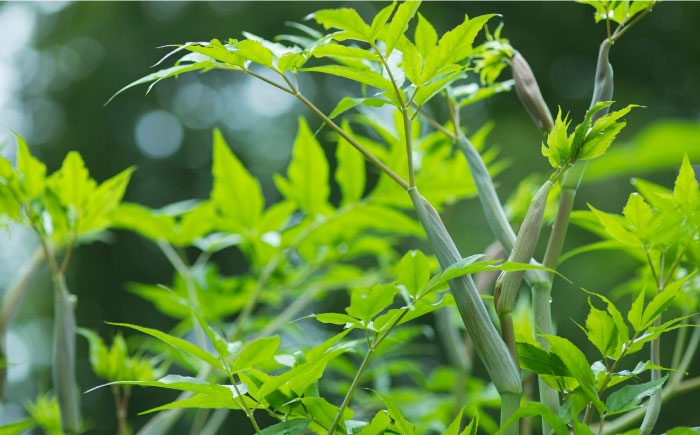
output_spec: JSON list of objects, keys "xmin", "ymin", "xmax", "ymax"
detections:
[{"xmin": 1, "ymin": 1, "xmax": 699, "ymax": 435}]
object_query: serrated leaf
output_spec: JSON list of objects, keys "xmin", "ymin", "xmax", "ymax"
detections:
[
  {"xmin": 397, "ymin": 250, "xmax": 431, "ymax": 296},
  {"xmin": 346, "ymin": 284, "xmax": 398, "ymax": 324},
  {"xmin": 275, "ymin": 118, "xmax": 330, "ymax": 215},
  {"xmin": 302, "ymin": 65, "xmax": 394, "ymax": 91},
  {"xmin": 674, "ymin": 153, "xmax": 700, "ymax": 212},
  {"xmin": 623, "ymin": 192, "xmax": 653, "ymax": 241},
  {"xmin": 544, "ymin": 335, "xmax": 604, "ymax": 412},
  {"xmin": 236, "ymin": 39, "xmax": 273, "ymax": 67},
  {"xmin": 496, "ymin": 401, "xmax": 569, "ymax": 435},
  {"xmin": 641, "ymin": 275, "xmax": 691, "ymax": 329},
  {"xmin": 329, "ymin": 96, "xmax": 389, "ymax": 119},
  {"xmin": 15, "ymin": 133, "xmax": 46, "ymax": 199},
  {"xmin": 420, "ymin": 14, "xmax": 494, "ymax": 83},
  {"xmin": 232, "ymin": 336, "xmax": 280, "ymax": 373},
  {"xmin": 374, "ymin": 391, "xmax": 416, "ymax": 435},
  {"xmin": 259, "ymin": 419, "xmax": 311, "ymax": 435},
  {"xmin": 384, "ymin": 1, "xmax": 421, "ymax": 57},
  {"xmin": 628, "ymin": 288, "xmax": 645, "ymax": 332},
  {"xmin": 86, "ymin": 375, "xmax": 238, "ymax": 397},
  {"xmin": 401, "ymin": 40, "xmax": 423, "ymax": 85},
  {"xmin": 336, "ymin": 120, "xmax": 365, "ymax": 206},
  {"xmin": 107, "ymin": 322, "xmax": 226, "ymax": 372},
  {"xmin": 313, "ymin": 44, "xmax": 380, "ymax": 62},
  {"xmin": 211, "ymin": 129, "xmax": 264, "ymax": 229},
  {"xmin": 517, "ymin": 342, "xmax": 571, "ymax": 377},
  {"xmin": 586, "ymin": 302, "xmax": 618, "ymax": 358},
  {"xmin": 590, "ymin": 205, "xmax": 640, "ymax": 248},
  {"xmin": 312, "ymin": 8, "xmax": 370, "ymax": 41},
  {"xmin": 370, "ymin": 3, "xmax": 396, "ymax": 41},
  {"xmin": 414, "ymin": 12, "xmax": 437, "ymax": 58},
  {"xmin": 138, "ymin": 392, "xmax": 257, "ymax": 415},
  {"xmin": 107, "ymin": 62, "xmax": 213, "ymax": 105},
  {"xmin": 357, "ymin": 410, "xmax": 392, "ymax": 435},
  {"xmin": 541, "ymin": 108, "xmax": 571, "ymax": 168},
  {"xmin": 606, "ymin": 375, "xmax": 668, "ymax": 416}
]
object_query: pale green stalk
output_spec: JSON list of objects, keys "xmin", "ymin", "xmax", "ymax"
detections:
[
  {"xmin": 0, "ymin": 248, "xmax": 43, "ymax": 396},
  {"xmin": 409, "ymin": 188, "xmax": 521, "ymax": 435},
  {"xmin": 52, "ymin": 269, "xmax": 81, "ymax": 434}
]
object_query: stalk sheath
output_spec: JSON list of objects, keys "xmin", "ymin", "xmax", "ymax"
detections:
[
  {"xmin": 408, "ymin": 188, "xmax": 521, "ymax": 434},
  {"xmin": 53, "ymin": 273, "xmax": 81, "ymax": 434}
]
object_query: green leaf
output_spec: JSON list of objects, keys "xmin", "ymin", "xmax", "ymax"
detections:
[
  {"xmin": 346, "ymin": 284, "xmax": 398, "ymax": 324},
  {"xmin": 369, "ymin": 3, "xmax": 396, "ymax": 41},
  {"xmin": 211, "ymin": 128, "xmax": 264, "ymax": 229},
  {"xmin": 396, "ymin": 250, "xmax": 431, "ymax": 296},
  {"xmin": 107, "ymin": 62, "xmax": 214, "ymax": 105},
  {"xmin": 0, "ymin": 418, "xmax": 36, "ymax": 434},
  {"xmin": 328, "ymin": 96, "xmax": 389, "ymax": 119},
  {"xmin": 49, "ymin": 151, "xmax": 95, "ymax": 212},
  {"xmin": 185, "ymin": 40, "xmax": 245, "ymax": 67},
  {"xmin": 579, "ymin": 122, "xmax": 625, "ymax": 161},
  {"xmin": 357, "ymin": 411, "xmax": 392, "ymax": 435},
  {"xmin": 606, "ymin": 375, "xmax": 668, "ymax": 416},
  {"xmin": 544, "ymin": 335, "xmax": 604, "ymax": 412},
  {"xmin": 139, "ymin": 392, "xmax": 257, "ymax": 415},
  {"xmin": 374, "ymin": 391, "xmax": 416, "ymax": 435},
  {"xmin": 259, "ymin": 419, "xmax": 311, "ymax": 435},
  {"xmin": 336, "ymin": 120, "xmax": 366, "ymax": 206},
  {"xmin": 414, "ymin": 12, "xmax": 437, "ymax": 58},
  {"xmin": 460, "ymin": 414, "xmax": 478, "ymax": 435},
  {"xmin": 384, "ymin": 1, "xmax": 421, "ymax": 57},
  {"xmin": 232, "ymin": 336, "xmax": 281, "ymax": 373},
  {"xmin": 87, "ymin": 375, "xmax": 237, "ymax": 397},
  {"xmin": 674, "ymin": 153, "xmax": 700, "ymax": 212},
  {"xmin": 641, "ymin": 275, "xmax": 691, "ymax": 329},
  {"xmin": 541, "ymin": 108, "xmax": 571, "ymax": 168},
  {"xmin": 442, "ymin": 408, "xmax": 464, "ymax": 435},
  {"xmin": 412, "ymin": 69, "xmax": 463, "ymax": 105},
  {"xmin": 312, "ymin": 8, "xmax": 370, "ymax": 41},
  {"xmin": 420, "ymin": 14, "xmax": 494, "ymax": 83},
  {"xmin": 374, "ymin": 293, "xmax": 455, "ymax": 331},
  {"xmin": 586, "ymin": 302, "xmax": 618, "ymax": 358},
  {"xmin": 313, "ymin": 44, "xmax": 380, "ymax": 62},
  {"xmin": 628, "ymin": 288, "xmax": 645, "ymax": 332},
  {"xmin": 236, "ymin": 39, "xmax": 274, "ymax": 67},
  {"xmin": 623, "ymin": 193, "xmax": 653, "ymax": 241},
  {"xmin": 301, "ymin": 397, "xmax": 354, "ymax": 432},
  {"xmin": 111, "ymin": 203, "xmax": 176, "ymax": 242},
  {"xmin": 15, "ymin": 133, "xmax": 46, "ymax": 199},
  {"xmin": 79, "ymin": 166, "xmax": 134, "ymax": 235},
  {"xmin": 310, "ymin": 313, "xmax": 358, "ymax": 326},
  {"xmin": 107, "ymin": 322, "xmax": 226, "ymax": 372},
  {"xmin": 496, "ymin": 402, "xmax": 569, "ymax": 435},
  {"xmin": 516, "ymin": 342, "xmax": 571, "ymax": 377},
  {"xmin": 302, "ymin": 65, "xmax": 394, "ymax": 91},
  {"xmin": 274, "ymin": 118, "xmax": 330, "ymax": 215},
  {"xmin": 401, "ymin": 41, "xmax": 423, "ymax": 85},
  {"xmin": 584, "ymin": 289, "xmax": 630, "ymax": 360},
  {"xmin": 590, "ymin": 205, "xmax": 640, "ymax": 248}
]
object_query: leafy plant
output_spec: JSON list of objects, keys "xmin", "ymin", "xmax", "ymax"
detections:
[{"xmin": 2, "ymin": 1, "xmax": 699, "ymax": 435}]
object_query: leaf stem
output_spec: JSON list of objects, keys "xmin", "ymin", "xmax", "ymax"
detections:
[{"xmin": 325, "ymin": 347, "xmax": 373, "ymax": 435}]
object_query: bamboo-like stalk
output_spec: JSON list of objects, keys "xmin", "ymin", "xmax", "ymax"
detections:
[
  {"xmin": 52, "ymin": 271, "xmax": 81, "ymax": 434},
  {"xmin": 0, "ymin": 248, "xmax": 43, "ymax": 396},
  {"xmin": 409, "ymin": 187, "xmax": 521, "ymax": 435}
]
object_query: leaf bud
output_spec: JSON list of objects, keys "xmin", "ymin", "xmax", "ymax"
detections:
[{"xmin": 511, "ymin": 51, "xmax": 554, "ymax": 133}]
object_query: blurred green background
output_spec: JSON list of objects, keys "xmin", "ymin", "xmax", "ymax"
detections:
[{"xmin": 0, "ymin": 1, "xmax": 698, "ymax": 433}]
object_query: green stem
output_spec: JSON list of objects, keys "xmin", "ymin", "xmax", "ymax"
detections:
[
  {"xmin": 0, "ymin": 248, "xmax": 43, "ymax": 396},
  {"xmin": 326, "ymin": 348, "xmax": 373, "ymax": 435},
  {"xmin": 52, "ymin": 270, "xmax": 81, "ymax": 434},
  {"xmin": 501, "ymin": 393, "xmax": 522, "ymax": 435}
]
